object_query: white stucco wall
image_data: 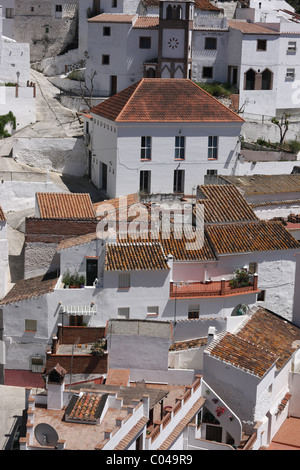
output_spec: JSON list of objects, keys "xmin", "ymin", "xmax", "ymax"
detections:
[
  {"xmin": 0, "ymin": 86, "xmax": 36, "ymax": 130},
  {"xmin": 89, "ymin": 117, "xmax": 242, "ymax": 198},
  {"xmin": 13, "ymin": 137, "xmax": 87, "ymax": 176}
]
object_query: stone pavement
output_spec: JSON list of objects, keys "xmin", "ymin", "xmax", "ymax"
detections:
[{"xmin": 15, "ymin": 68, "xmax": 83, "ymax": 139}]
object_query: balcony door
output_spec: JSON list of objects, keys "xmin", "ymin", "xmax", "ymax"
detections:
[{"xmin": 86, "ymin": 258, "xmax": 98, "ymax": 286}]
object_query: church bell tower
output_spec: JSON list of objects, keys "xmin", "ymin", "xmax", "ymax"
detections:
[{"xmin": 157, "ymin": 0, "xmax": 194, "ymax": 79}]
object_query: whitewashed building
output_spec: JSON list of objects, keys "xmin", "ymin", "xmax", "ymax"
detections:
[
  {"xmin": 1, "ymin": 184, "xmax": 299, "ymax": 373},
  {"xmin": 83, "ymin": 77, "xmax": 244, "ymax": 197},
  {"xmin": 82, "ymin": 0, "xmax": 300, "ymax": 120},
  {"xmin": 203, "ymin": 305, "xmax": 300, "ymax": 448},
  {"xmin": 0, "ymin": 5, "xmax": 36, "ymax": 130}
]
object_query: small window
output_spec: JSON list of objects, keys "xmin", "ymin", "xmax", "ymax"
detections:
[
  {"xmin": 102, "ymin": 54, "xmax": 110, "ymax": 65},
  {"xmin": 25, "ymin": 319, "xmax": 37, "ymax": 332},
  {"xmin": 288, "ymin": 41, "xmax": 297, "ymax": 52},
  {"xmin": 55, "ymin": 4, "xmax": 62, "ymax": 12},
  {"xmin": 5, "ymin": 8, "xmax": 14, "ymax": 18},
  {"xmin": 45, "ymin": 27, "xmax": 49, "ymax": 33},
  {"xmin": 188, "ymin": 305, "xmax": 199, "ymax": 319},
  {"xmin": 205, "ymin": 37, "xmax": 217, "ymax": 50},
  {"xmin": 207, "ymin": 169, "xmax": 218, "ymax": 176},
  {"xmin": 257, "ymin": 290, "xmax": 265, "ymax": 301},
  {"xmin": 139, "ymin": 37, "xmax": 151, "ymax": 49},
  {"xmin": 173, "ymin": 169, "xmax": 185, "ymax": 193},
  {"xmin": 208, "ymin": 136, "xmax": 218, "ymax": 160},
  {"xmin": 202, "ymin": 66, "xmax": 213, "ymax": 79},
  {"xmin": 286, "ymin": 68, "xmax": 295, "ymax": 79},
  {"xmin": 112, "ymin": 0, "xmax": 117, "ymax": 7},
  {"xmin": 103, "ymin": 26, "xmax": 111, "ymax": 36},
  {"xmin": 141, "ymin": 136, "xmax": 151, "ymax": 160},
  {"xmin": 140, "ymin": 170, "xmax": 151, "ymax": 194},
  {"xmin": 175, "ymin": 136, "xmax": 185, "ymax": 160},
  {"xmin": 118, "ymin": 307, "xmax": 130, "ymax": 319},
  {"xmin": 257, "ymin": 39, "xmax": 267, "ymax": 51},
  {"xmin": 118, "ymin": 273, "xmax": 130, "ymax": 289},
  {"xmin": 31, "ymin": 7, "xmax": 34, "ymax": 12},
  {"xmin": 147, "ymin": 306, "xmax": 159, "ymax": 317}
]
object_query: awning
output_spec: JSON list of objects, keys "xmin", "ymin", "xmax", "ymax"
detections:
[{"xmin": 60, "ymin": 305, "xmax": 97, "ymax": 316}]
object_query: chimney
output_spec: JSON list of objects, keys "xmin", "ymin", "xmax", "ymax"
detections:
[
  {"xmin": 207, "ymin": 326, "xmax": 216, "ymax": 346},
  {"xmin": 167, "ymin": 254, "xmax": 173, "ymax": 281},
  {"xmin": 45, "ymin": 364, "xmax": 67, "ymax": 410}
]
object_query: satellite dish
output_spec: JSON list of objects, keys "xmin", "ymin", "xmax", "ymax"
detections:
[{"xmin": 34, "ymin": 423, "xmax": 59, "ymax": 447}]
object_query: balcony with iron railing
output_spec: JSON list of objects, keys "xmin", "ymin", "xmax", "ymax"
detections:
[{"xmin": 170, "ymin": 274, "xmax": 259, "ymax": 299}]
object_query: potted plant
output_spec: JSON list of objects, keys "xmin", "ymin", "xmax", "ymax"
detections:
[
  {"xmin": 62, "ymin": 269, "xmax": 71, "ymax": 288},
  {"xmin": 91, "ymin": 339, "xmax": 106, "ymax": 356},
  {"xmin": 79, "ymin": 275, "xmax": 86, "ymax": 288},
  {"xmin": 229, "ymin": 269, "xmax": 250, "ymax": 288}
]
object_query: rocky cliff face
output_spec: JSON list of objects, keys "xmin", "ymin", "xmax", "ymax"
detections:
[{"xmin": 13, "ymin": 1, "xmax": 79, "ymax": 63}]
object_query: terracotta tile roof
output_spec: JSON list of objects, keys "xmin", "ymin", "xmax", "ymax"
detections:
[
  {"xmin": 228, "ymin": 20, "xmax": 279, "ymax": 35},
  {"xmin": 0, "ymin": 272, "xmax": 58, "ymax": 305},
  {"xmin": 205, "ymin": 221, "xmax": 300, "ymax": 254},
  {"xmin": 0, "ymin": 205, "xmax": 6, "ymax": 221},
  {"xmin": 207, "ymin": 330, "xmax": 278, "ymax": 378},
  {"xmin": 88, "ymin": 13, "xmax": 136, "ymax": 23},
  {"xmin": 93, "ymin": 193, "xmax": 140, "ymax": 220},
  {"xmin": 196, "ymin": 184, "xmax": 259, "ymax": 223},
  {"xmin": 194, "ymin": 0, "xmax": 221, "ymax": 11},
  {"xmin": 66, "ymin": 392, "xmax": 107, "ymax": 423},
  {"xmin": 119, "ymin": 228, "xmax": 218, "ymax": 261},
  {"xmin": 207, "ymin": 307, "xmax": 300, "ymax": 377},
  {"xmin": 90, "ymin": 78, "xmax": 244, "ymax": 123},
  {"xmin": 104, "ymin": 242, "xmax": 170, "ymax": 271},
  {"xmin": 56, "ymin": 232, "xmax": 98, "ymax": 251},
  {"xmin": 36, "ymin": 192, "xmax": 95, "ymax": 220},
  {"xmin": 133, "ymin": 16, "xmax": 159, "ymax": 28},
  {"xmin": 169, "ymin": 337, "xmax": 207, "ymax": 351},
  {"xmin": 220, "ymin": 175, "xmax": 300, "ymax": 196}
]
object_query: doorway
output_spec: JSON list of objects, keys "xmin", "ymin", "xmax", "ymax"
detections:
[
  {"xmin": 110, "ymin": 75, "xmax": 117, "ymax": 95},
  {"xmin": 206, "ymin": 425, "xmax": 222, "ymax": 442},
  {"xmin": 101, "ymin": 162, "xmax": 107, "ymax": 191},
  {"xmin": 86, "ymin": 258, "xmax": 98, "ymax": 286}
]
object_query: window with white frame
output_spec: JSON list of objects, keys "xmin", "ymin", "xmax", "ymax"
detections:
[
  {"xmin": 141, "ymin": 136, "xmax": 151, "ymax": 160},
  {"xmin": 175, "ymin": 136, "xmax": 185, "ymax": 159},
  {"xmin": 118, "ymin": 273, "xmax": 130, "ymax": 289},
  {"xmin": 208, "ymin": 136, "xmax": 218, "ymax": 159}
]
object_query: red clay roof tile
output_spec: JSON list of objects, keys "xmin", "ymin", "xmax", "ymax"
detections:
[
  {"xmin": 90, "ymin": 78, "xmax": 244, "ymax": 123},
  {"xmin": 36, "ymin": 193, "xmax": 95, "ymax": 220}
]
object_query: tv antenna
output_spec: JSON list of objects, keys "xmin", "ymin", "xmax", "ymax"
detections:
[{"xmin": 34, "ymin": 423, "xmax": 59, "ymax": 447}]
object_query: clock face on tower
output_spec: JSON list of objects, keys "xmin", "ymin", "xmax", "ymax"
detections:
[{"xmin": 168, "ymin": 37, "xmax": 179, "ymax": 50}]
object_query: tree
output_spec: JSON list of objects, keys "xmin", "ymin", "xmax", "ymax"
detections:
[
  {"xmin": 78, "ymin": 69, "xmax": 97, "ymax": 110},
  {"xmin": 271, "ymin": 112, "xmax": 291, "ymax": 144}
]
